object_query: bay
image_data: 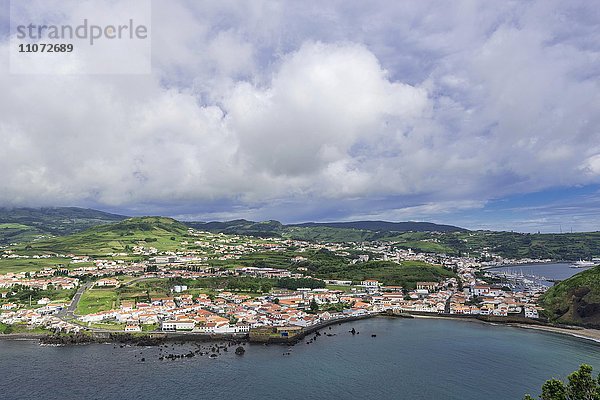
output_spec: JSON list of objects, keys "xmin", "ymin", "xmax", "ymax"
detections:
[{"xmin": 1, "ymin": 317, "xmax": 600, "ymax": 400}]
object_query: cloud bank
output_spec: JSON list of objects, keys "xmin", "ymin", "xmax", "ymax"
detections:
[{"xmin": 0, "ymin": 0, "xmax": 599, "ymax": 230}]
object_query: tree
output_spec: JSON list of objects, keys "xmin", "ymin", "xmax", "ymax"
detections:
[
  {"xmin": 524, "ymin": 364, "xmax": 600, "ymax": 400},
  {"xmin": 565, "ymin": 364, "xmax": 598, "ymax": 400},
  {"xmin": 540, "ymin": 379, "xmax": 567, "ymax": 400},
  {"xmin": 309, "ymin": 298, "xmax": 319, "ymax": 313}
]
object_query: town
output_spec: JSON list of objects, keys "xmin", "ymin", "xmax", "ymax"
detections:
[{"xmin": 0, "ymin": 227, "xmax": 547, "ymax": 338}]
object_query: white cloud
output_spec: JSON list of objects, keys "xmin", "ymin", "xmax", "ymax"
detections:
[
  {"xmin": 227, "ymin": 41, "xmax": 428, "ymax": 179},
  {"xmin": 0, "ymin": 0, "xmax": 599, "ymax": 227}
]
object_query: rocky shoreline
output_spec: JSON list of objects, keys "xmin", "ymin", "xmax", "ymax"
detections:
[
  {"xmin": 38, "ymin": 332, "xmax": 167, "ymax": 346},
  {"xmin": 3, "ymin": 312, "xmax": 599, "ymax": 347}
]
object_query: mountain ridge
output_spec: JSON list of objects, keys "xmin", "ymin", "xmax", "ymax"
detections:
[{"xmin": 289, "ymin": 220, "xmax": 467, "ymax": 232}]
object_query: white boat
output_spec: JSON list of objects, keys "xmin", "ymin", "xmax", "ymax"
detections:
[{"xmin": 571, "ymin": 260, "xmax": 596, "ymax": 268}]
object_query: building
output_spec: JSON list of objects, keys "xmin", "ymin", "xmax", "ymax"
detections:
[
  {"xmin": 416, "ymin": 282, "xmax": 438, "ymax": 291},
  {"xmin": 95, "ymin": 278, "xmax": 120, "ymax": 287},
  {"xmin": 361, "ymin": 280, "xmax": 381, "ymax": 289},
  {"xmin": 525, "ymin": 307, "xmax": 539, "ymax": 319},
  {"xmin": 160, "ymin": 319, "xmax": 195, "ymax": 331},
  {"xmin": 274, "ymin": 326, "xmax": 303, "ymax": 337},
  {"xmin": 324, "ymin": 280, "xmax": 352, "ymax": 286},
  {"xmin": 124, "ymin": 324, "xmax": 142, "ymax": 332},
  {"xmin": 173, "ymin": 285, "xmax": 188, "ymax": 293}
]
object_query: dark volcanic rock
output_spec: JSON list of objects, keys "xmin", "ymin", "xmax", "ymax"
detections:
[{"xmin": 40, "ymin": 332, "xmax": 95, "ymax": 345}]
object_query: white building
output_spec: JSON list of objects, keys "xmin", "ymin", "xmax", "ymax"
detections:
[
  {"xmin": 173, "ymin": 285, "xmax": 188, "ymax": 293},
  {"xmin": 124, "ymin": 324, "xmax": 142, "ymax": 332},
  {"xmin": 525, "ymin": 307, "xmax": 539, "ymax": 319},
  {"xmin": 160, "ymin": 319, "xmax": 195, "ymax": 331}
]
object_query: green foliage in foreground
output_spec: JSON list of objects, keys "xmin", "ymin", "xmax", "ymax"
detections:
[
  {"xmin": 524, "ymin": 364, "xmax": 600, "ymax": 400},
  {"xmin": 0, "ymin": 323, "xmax": 11, "ymax": 334}
]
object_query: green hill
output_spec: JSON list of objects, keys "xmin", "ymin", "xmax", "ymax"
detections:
[
  {"xmin": 187, "ymin": 219, "xmax": 284, "ymax": 237},
  {"xmin": 290, "ymin": 220, "xmax": 467, "ymax": 232},
  {"xmin": 3, "ymin": 208, "xmax": 600, "ymax": 260},
  {"xmin": 14, "ymin": 216, "xmax": 191, "ymax": 256},
  {"xmin": 540, "ymin": 266, "xmax": 600, "ymax": 327},
  {"xmin": 441, "ymin": 231, "xmax": 600, "ymax": 260},
  {"xmin": 187, "ymin": 219, "xmax": 466, "ymax": 240},
  {"xmin": 0, "ymin": 207, "xmax": 126, "ymax": 245}
]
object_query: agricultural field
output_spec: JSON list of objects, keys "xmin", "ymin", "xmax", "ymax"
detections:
[
  {"xmin": 76, "ymin": 288, "xmax": 119, "ymax": 315},
  {"xmin": 0, "ymin": 257, "xmax": 79, "ymax": 275}
]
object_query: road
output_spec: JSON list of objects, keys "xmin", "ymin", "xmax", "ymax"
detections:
[
  {"xmin": 58, "ymin": 281, "xmax": 94, "ymax": 319},
  {"xmin": 59, "ymin": 276, "xmax": 152, "ymax": 319},
  {"xmin": 56, "ymin": 276, "xmax": 157, "ymax": 332}
]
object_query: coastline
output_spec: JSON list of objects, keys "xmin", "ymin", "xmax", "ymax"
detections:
[
  {"xmin": 510, "ymin": 324, "xmax": 600, "ymax": 344},
  {"xmin": 410, "ymin": 313, "xmax": 600, "ymax": 344},
  {"xmin": 4, "ymin": 313, "xmax": 600, "ymax": 346}
]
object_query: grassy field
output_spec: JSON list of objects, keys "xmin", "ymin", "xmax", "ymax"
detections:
[
  {"xmin": 76, "ymin": 288, "xmax": 119, "ymax": 315},
  {"xmin": 231, "ymin": 250, "xmax": 300, "ymax": 269},
  {"xmin": 0, "ymin": 322, "xmax": 52, "ymax": 335},
  {"xmin": 88, "ymin": 321, "xmax": 126, "ymax": 330},
  {"xmin": 312, "ymin": 260, "xmax": 456, "ymax": 288},
  {"xmin": 0, "ymin": 257, "xmax": 75, "ymax": 275},
  {"xmin": 117, "ymin": 279, "xmax": 172, "ymax": 302},
  {"xmin": 0, "ymin": 223, "xmax": 32, "ymax": 229},
  {"xmin": 142, "ymin": 323, "xmax": 158, "ymax": 331}
]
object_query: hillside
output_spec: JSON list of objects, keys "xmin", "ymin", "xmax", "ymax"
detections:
[
  {"xmin": 187, "ymin": 219, "xmax": 600, "ymax": 259},
  {"xmin": 14, "ymin": 216, "xmax": 191, "ymax": 256},
  {"xmin": 439, "ymin": 231, "xmax": 600, "ymax": 260},
  {"xmin": 0, "ymin": 207, "xmax": 126, "ymax": 245},
  {"xmin": 2, "ymin": 208, "xmax": 600, "ymax": 260},
  {"xmin": 187, "ymin": 219, "xmax": 466, "ymax": 242},
  {"xmin": 187, "ymin": 219, "xmax": 284, "ymax": 237},
  {"xmin": 540, "ymin": 266, "xmax": 600, "ymax": 327},
  {"xmin": 290, "ymin": 221, "xmax": 467, "ymax": 232}
]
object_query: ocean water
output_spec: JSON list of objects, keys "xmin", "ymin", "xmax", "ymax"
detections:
[
  {"xmin": 488, "ymin": 262, "xmax": 585, "ymax": 286},
  {"xmin": 1, "ymin": 318, "xmax": 600, "ymax": 400}
]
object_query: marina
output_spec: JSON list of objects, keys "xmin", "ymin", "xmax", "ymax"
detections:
[{"xmin": 486, "ymin": 262, "xmax": 589, "ymax": 291}]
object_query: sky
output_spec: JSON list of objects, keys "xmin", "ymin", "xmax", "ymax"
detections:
[{"xmin": 0, "ymin": 0, "xmax": 599, "ymax": 232}]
